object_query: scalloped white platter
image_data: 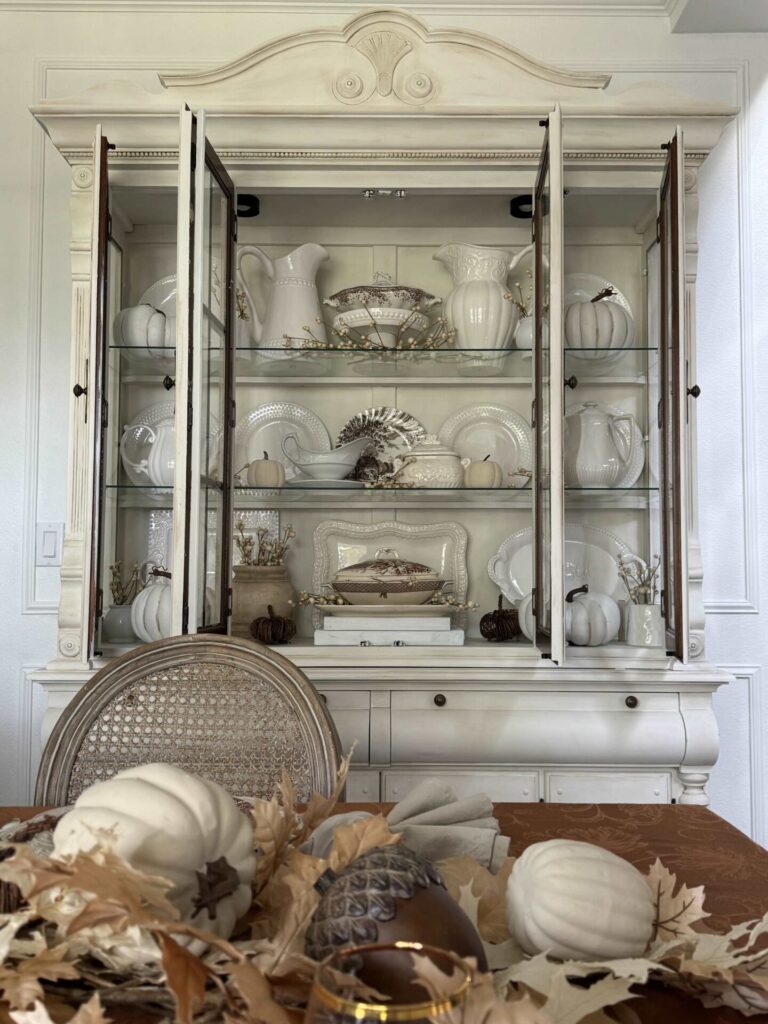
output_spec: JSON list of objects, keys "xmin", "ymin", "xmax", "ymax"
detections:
[{"xmin": 488, "ymin": 522, "xmax": 632, "ymax": 605}]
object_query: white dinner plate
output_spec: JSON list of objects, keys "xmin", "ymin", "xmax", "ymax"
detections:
[
  {"xmin": 234, "ymin": 402, "xmax": 330, "ymax": 481},
  {"xmin": 488, "ymin": 522, "xmax": 635, "ymax": 604},
  {"xmin": 438, "ymin": 403, "xmax": 533, "ymax": 484}
]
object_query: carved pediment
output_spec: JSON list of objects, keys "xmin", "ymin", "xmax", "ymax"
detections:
[{"xmin": 159, "ymin": 8, "xmax": 611, "ymax": 109}]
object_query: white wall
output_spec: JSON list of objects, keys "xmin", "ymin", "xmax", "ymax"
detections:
[{"xmin": 1, "ymin": 4, "xmax": 766, "ymax": 835}]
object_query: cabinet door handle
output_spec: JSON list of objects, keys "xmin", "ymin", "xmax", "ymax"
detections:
[
  {"xmin": 564, "ymin": 375, "xmax": 578, "ymax": 390},
  {"xmin": 687, "ymin": 384, "xmax": 701, "ymax": 399},
  {"xmin": 433, "ymin": 693, "xmax": 447, "ymax": 707},
  {"xmin": 625, "ymin": 695, "xmax": 639, "ymax": 709},
  {"xmin": 73, "ymin": 383, "xmax": 87, "ymax": 398}
]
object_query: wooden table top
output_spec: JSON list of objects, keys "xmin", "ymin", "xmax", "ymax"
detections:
[{"xmin": 3, "ymin": 803, "xmax": 767, "ymax": 1023}]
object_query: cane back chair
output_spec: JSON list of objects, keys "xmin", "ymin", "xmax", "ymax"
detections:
[{"xmin": 35, "ymin": 635, "xmax": 342, "ymax": 805}]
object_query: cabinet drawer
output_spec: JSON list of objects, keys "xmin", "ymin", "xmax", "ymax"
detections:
[
  {"xmin": 390, "ymin": 690, "xmax": 684, "ymax": 765},
  {"xmin": 383, "ymin": 770, "xmax": 539, "ymax": 803},
  {"xmin": 546, "ymin": 772, "xmax": 671, "ymax": 803},
  {"xmin": 345, "ymin": 770, "xmax": 381, "ymax": 803},
  {"xmin": 317, "ymin": 690, "xmax": 370, "ymax": 763}
]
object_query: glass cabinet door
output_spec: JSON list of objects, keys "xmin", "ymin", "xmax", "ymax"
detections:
[
  {"xmin": 533, "ymin": 106, "xmax": 565, "ymax": 663},
  {"xmin": 659, "ymin": 127, "xmax": 689, "ymax": 661},
  {"xmin": 86, "ymin": 127, "xmax": 110, "ymax": 658},
  {"xmin": 184, "ymin": 111, "xmax": 236, "ymax": 633}
]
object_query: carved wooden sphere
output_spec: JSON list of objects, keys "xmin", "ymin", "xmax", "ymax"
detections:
[{"xmin": 305, "ymin": 844, "xmax": 486, "ymax": 999}]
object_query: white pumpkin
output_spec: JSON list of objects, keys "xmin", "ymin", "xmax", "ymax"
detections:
[
  {"xmin": 564, "ymin": 585, "xmax": 619, "ymax": 646},
  {"xmin": 130, "ymin": 578, "xmax": 172, "ymax": 643},
  {"xmin": 506, "ymin": 839, "xmax": 655, "ymax": 961},
  {"xmin": 464, "ymin": 458, "xmax": 504, "ymax": 488},
  {"xmin": 246, "ymin": 451, "xmax": 286, "ymax": 488},
  {"xmin": 113, "ymin": 305, "xmax": 165, "ymax": 348},
  {"xmin": 565, "ymin": 298, "xmax": 631, "ymax": 354},
  {"xmin": 517, "ymin": 591, "xmax": 536, "ymax": 642},
  {"xmin": 52, "ymin": 763, "xmax": 257, "ymax": 942}
]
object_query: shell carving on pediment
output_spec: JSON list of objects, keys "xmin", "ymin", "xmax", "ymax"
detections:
[{"xmin": 354, "ymin": 30, "xmax": 412, "ymax": 97}]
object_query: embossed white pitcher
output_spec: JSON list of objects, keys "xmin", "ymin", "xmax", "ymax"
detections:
[
  {"xmin": 237, "ymin": 243, "xmax": 329, "ymax": 348},
  {"xmin": 433, "ymin": 242, "xmax": 519, "ymax": 350}
]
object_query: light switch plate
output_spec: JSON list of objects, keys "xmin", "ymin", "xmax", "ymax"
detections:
[{"xmin": 36, "ymin": 522, "xmax": 64, "ymax": 567}]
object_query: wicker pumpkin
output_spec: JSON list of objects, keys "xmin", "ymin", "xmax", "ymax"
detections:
[
  {"xmin": 506, "ymin": 838, "xmax": 655, "ymax": 960},
  {"xmin": 250, "ymin": 605, "xmax": 296, "ymax": 645},
  {"xmin": 52, "ymin": 763, "xmax": 257, "ymax": 942},
  {"xmin": 480, "ymin": 596, "xmax": 520, "ymax": 642}
]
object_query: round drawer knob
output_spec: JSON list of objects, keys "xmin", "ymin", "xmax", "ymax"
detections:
[
  {"xmin": 625, "ymin": 695, "xmax": 639, "ymax": 709},
  {"xmin": 361, "ymin": 787, "xmax": 369, "ymax": 795},
  {"xmin": 522, "ymin": 789, "xmax": 529, "ymax": 796},
  {"xmin": 391, "ymin": 787, "xmax": 399, "ymax": 796},
  {"xmin": 654, "ymin": 789, "xmax": 660, "ymax": 796},
  {"xmin": 433, "ymin": 693, "xmax": 447, "ymax": 707},
  {"xmin": 556, "ymin": 788, "xmax": 563, "ymax": 796}
]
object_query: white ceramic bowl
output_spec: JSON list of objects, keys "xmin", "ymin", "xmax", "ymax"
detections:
[{"xmin": 331, "ymin": 308, "xmax": 430, "ymax": 348}]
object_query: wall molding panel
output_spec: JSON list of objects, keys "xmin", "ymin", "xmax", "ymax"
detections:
[{"xmin": 719, "ymin": 666, "xmax": 765, "ymax": 848}]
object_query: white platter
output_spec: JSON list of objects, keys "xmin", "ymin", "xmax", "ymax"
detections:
[
  {"xmin": 565, "ymin": 399, "xmax": 645, "ymax": 489},
  {"xmin": 312, "ymin": 519, "xmax": 468, "ymax": 628},
  {"xmin": 488, "ymin": 522, "xmax": 633, "ymax": 604},
  {"xmin": 285, "ymin": 477, "xmax": 364, "ymax": 489},
  {"xmin": 564, "ymin": 273, "xmax": 636, "ymax": 363},
  {"xmin": 321, "ymin": 603, "xmax": 454, "ymax": 617},
  {"xmin": 234, "ymin": 402, "xmax": 330, "ymax": 482},
  {"xmin": 438, "ymin": 403, "xmax": 533, "ymax": 485},
  {"xmin": 139, "ymin": 275, "xmax": 177, "ymax": 316}
]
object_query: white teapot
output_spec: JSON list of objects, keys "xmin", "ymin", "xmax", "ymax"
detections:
[{"xmin": 564, "ymin": 403, "xmax": 635, "ymax": 488}]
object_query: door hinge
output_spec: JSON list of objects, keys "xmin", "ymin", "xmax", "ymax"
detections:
[
  {"xmin": 531, "ymin": 399, "xmax": 536, "ymax": 430},
  {"xmin": 101, "ymin": 398, "xmax": 108, "ymax": 429},
  {"xmin": 96, "ymin": 588, "xmax": 104, "ymax": 619},
  {"xmin": 227, "ymin": 587, "xmax": 233, "ymax": 616},
  {"xmin": 229, "ymin": 397, "xmax": 237, "ymax": 430},
  {"xmin": 655, "ymin": 215, "xmax": 661, "ymax": 244},
  {"xmin": 233, "ymin": 216, "xmax": 238, "ymax": 242},
  {"xmin": 182, "ymin": 605, "xmax": 189, "ymax": 634}
]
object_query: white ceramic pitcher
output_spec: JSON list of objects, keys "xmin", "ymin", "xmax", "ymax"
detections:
[
  {"xmin": 564, "ymin": 402, "xmax": 636, "ymax": 488},
  {"xmin": 237, "ymin": 243, "xmax": 329, "ymax": 348},
  {"xmin": 433, "ymin": 242, "xmax": 520, "ymax": 350}
]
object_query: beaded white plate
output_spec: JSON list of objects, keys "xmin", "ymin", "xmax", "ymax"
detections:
[
  {"xmin": 234, "ymin": 402, "xmax": 330, "ymax": 481},
  {"xmin": 438, "ymin": 404, "xmax": 533, "ymax": 484}
]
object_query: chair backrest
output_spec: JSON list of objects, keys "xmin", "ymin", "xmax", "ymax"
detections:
[{"xmin": 35, "ymin": 635, "xmax": 342, "ymax": 805}]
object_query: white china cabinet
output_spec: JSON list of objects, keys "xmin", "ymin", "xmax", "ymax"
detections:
[{"xmin": 29, "ymin": 9, "xmax": 736, "ymax": 805}]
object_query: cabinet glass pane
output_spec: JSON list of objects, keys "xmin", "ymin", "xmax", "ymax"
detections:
[
  {"xmin": 95, "ymin": 161, "xmax": 179, "ymax": 654},
  {"xmin": 196, "ymin": 163, "xmax": 230, "ymax": 629},
  {"xmin": 533, "ymin": 152, "xmax": 552, "ymax": 647},
  {"xmin": 559, "ymin": 125, "xmax": 675, "ymax": 656}
]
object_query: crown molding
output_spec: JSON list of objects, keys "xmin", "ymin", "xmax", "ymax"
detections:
[{"xmin": 0, "ymin": 1, "xmax": 676, "ymax": 16}]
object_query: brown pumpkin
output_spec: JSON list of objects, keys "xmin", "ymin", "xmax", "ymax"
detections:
[
  {"xmin": 250, "ymin": 605, "xmax": 296, "ymax": 645},
  {"xmin": 480, "ymin": 595, "xmax": 520, "ymax": 642}
]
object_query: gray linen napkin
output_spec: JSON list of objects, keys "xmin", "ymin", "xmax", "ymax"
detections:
[{"xmin": 301, "ymin": 780, "xmax": 510, "ymax": 869}]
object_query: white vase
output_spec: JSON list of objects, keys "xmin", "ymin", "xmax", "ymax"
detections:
[
  {"xmin": 514, "ymin": 315, "xmax": 533, "ymax": 350},
  {"xmin": 101, "ymin": 604, "xmax": 136, "ymax": 644},
  {"xmin": 563, "ymin": 402, "xmax": 636, "ymax": 488},
  {"xmin": 626, "ymin": 604, "xmax": 665, "ymax": 647},
  {"xmin": 433, "ymin": 242, "xmax": 519, "ymax": 350}
]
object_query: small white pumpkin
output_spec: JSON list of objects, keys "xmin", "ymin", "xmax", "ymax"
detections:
[
  {"xmin": 130, "ymin": 577, "xmax": 172, "ymax": 643},
  {"xmin": 565, "ymin": 297, "xmax": 631, "ymax": 354},
  {"xmin": 246, "ymin": 451, "xmax": 286, "ymax": 488},
  {"xmin": 564, "ymin": 585, "xmax": 619, "ymax": 647},
  {"xmin": 464, "ymin": 457, "xmax": 504, "ymax": 489},
  {"xmin": 53, "ymin": 763, "xmax": 257, "ymax": 942},
  {"xmin": 506, "ymin": 838, "xmax": 655, "ymax": 961}
]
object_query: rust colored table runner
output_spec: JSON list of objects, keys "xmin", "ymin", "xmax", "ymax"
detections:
[{"xmin": 3, "ymin": 803, "xmax": 767, "ymax": 1023}]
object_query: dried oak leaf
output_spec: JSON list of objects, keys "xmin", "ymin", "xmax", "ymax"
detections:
[
  {"xmin": 0, "ymin": 947, "xmax": 80, "ymax": 1011},
  {"xmin": 540, "ymin": 973, "xmax": 639, "ymax": 1024},
  {"xmin": 251, "ymin": 779, "xmax": 300, "ymax": 895},
  {"xmin": 326, "ymin": 815, "xmax": 400, "ymax": 874},
  {"xmin": 293, "ymin": 750, "xmax": 353, "ymax": 847},
  {"xmin": 410, "ymin": 955, "xmax": 550, "ymax": 1024},
  {"xmin": 159, "ymin": 932, "xmax": 213, "ymax": 1024},
  {"xmin": 645, "ymin": 858, "xmax": 709, "ymax": 940},
  {"xmin": 9, "ymin": 994, "xmax": 108, "ymax": 1024},
  {"xmin": 227, "ymin": 960, "xmax": 293, "ymax": 1024},
  {"xmin": 439, "ymin": 855, "xmax": 516, "ymax": 943}
]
